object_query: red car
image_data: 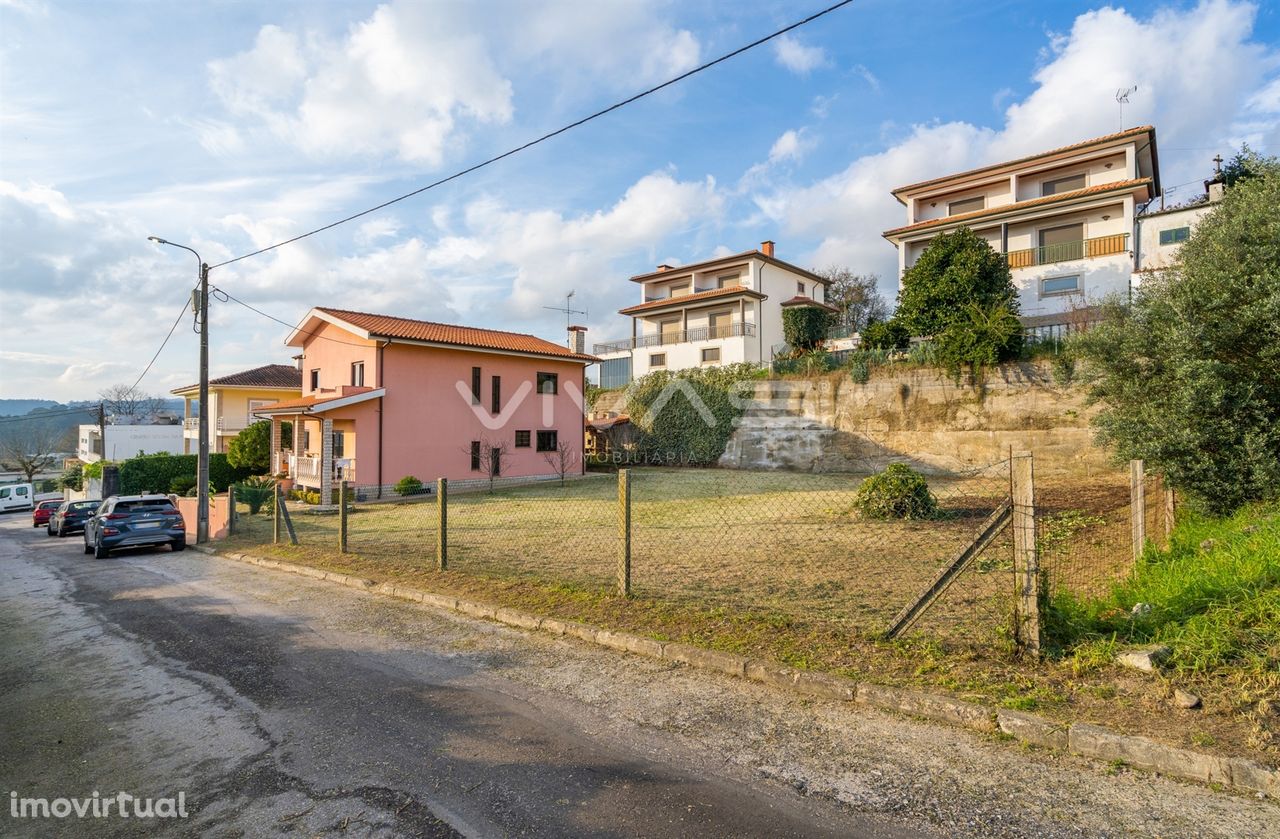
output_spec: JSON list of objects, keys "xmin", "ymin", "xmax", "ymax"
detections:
[{"xmin": 32, "ymin": 499, "xmax": 61, "ymax": 528}]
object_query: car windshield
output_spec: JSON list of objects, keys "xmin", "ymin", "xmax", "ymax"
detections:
[
  {"xmin": 71, "ymin": 501, "xmax": 99, "ymax": 512},
  {"xmin": 113, "ymin": 500, "xmax": 177, "ymax": 514}
]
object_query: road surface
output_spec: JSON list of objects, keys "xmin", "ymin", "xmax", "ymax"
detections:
[{"xmin": 0, "ymin": 514, "xmax": 1274, "ymax": 837}]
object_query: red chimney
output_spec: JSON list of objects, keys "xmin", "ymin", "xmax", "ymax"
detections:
[{"xmin": 760, "ymin": 240, "xmax": 775, "ymax": 257}]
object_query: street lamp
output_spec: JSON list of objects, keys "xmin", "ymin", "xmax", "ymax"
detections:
[{"xmin": 149, "ymin": 236, "xmax": 211, "ymax": 545}]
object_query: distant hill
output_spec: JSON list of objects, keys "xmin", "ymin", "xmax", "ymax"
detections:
[{"xmin": 0, "ymin": 399, "xmax": 60, "ymax": 417}]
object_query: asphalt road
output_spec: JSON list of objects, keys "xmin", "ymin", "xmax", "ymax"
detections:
[{"xmin": 0, "ymin": 513, "xmax": 928, "ymax": 838}]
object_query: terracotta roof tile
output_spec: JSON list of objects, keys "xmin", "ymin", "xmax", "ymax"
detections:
[
  {"xmin": 618, "ymin": 286, "xmax": 766, "ymax": 316},
  {"xmin": 172, "ymin": 363, "xmax": 301, "ymax": 395},
  {"xmin": 778, "ymin": 295, "xmax": 839, "ymax": 312},
  {"xmin": 882, "ymin": 178, "xmax": 1152, "ymax": 237},
  {"xmin": 628, "ymin": 250, "xmax": 832, "ymax": 285},
  {"xmin": 314, "ymin": 308, "xmax": 596, "ymax": 362},
  {"xmin": 891, "ymin": 126, "xmax": 1155, "ymax": 196}
]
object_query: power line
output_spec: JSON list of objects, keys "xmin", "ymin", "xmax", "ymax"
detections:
[
  {"xmin": 128, "ymin": 283, "xmax": 201, "ymax": 392},
  {"xmin": 213, "ymin": 287, "xmax": 377, "ymax": 348},
  {"xmin": 208, "ymin": 0, "xmax": 856, "ymax": 270}
]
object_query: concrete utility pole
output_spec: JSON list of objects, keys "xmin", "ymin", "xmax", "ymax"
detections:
[{"xmin": 148, "ymin": 237, "xmax": 210, "ymax": 543}]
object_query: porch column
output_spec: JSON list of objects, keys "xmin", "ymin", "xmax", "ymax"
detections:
[
  {"xmin": 270, "ymin": 417, "xmax": 282, "ymax": 474},
  {"xmin": 320, "ymin": 417, "xmax": 334, "ymax": 504}
]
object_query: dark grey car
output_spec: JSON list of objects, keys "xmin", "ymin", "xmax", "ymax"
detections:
[
  {"xmin": 48, "ymin": 499, "xmax": 101, "ymax": 536},
  {"xmin": 83, "ymin": 495, "xmax": 186, "ymax": 558}
]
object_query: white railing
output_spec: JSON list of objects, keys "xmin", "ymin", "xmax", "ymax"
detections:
[
  {"xmin": 292, "ymin": 455, "xmax": 322, "ymax": 482},
  {"xmin": 182, "ymin": 417, "xmax": 199, "ymax": 430},
  {"xmin": 217, "ymin": 415, "xmax": 254, "ymax": 432}
]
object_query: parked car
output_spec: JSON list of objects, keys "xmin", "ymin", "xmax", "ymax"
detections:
[
  {"xmin": 32, "ymin": 499, "xmax": 61, "ymax": 528},
  {"xmin": 47, "ymin": 499, "xmax": 102, "ymax": 537},
  {"xmin": 0, "ymin": 483, "xmax": 34, "ymax": 513},
  {"xmin": 83, "ymin": 495, "xmax": 186, "ymax": 559}
]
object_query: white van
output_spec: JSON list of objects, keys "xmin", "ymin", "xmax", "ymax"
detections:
[{"xmin": 0, "ymin": 483, "xmax": 35, "ymax": 513}]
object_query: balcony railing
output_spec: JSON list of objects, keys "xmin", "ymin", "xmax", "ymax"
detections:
[
  {"xmin": 1004, "ymin": 233, "xmax": 1129, "ymax": 269},
  {"xmin": 593, "ymin": 322, "xmax": 755, "ymax": 355}
]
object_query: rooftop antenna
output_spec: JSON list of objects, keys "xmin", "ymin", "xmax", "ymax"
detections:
[
  {"xmin": 543, "ymin": 290, "xmax": 588, "ymax": 337},
  {"xmin": 1115, "ymin": 85, "xmax": 1137, "ymax": 131}
]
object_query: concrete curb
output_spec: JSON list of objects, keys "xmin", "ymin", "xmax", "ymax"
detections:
[{"xmin": 193, "ymin": 545, "xmax": 1278, "ymax": 799}]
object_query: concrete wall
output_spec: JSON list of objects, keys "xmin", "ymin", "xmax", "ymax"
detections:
[
  {"xmin": 1135, "ymin": 203, "xmax": 1213, "ymax": 271},
  {"xmin": 720, "ymin": 363, "xmax": 1111, "ymax": 477}
]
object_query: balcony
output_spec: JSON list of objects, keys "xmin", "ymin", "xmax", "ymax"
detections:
[
  {"xmin": 593, "ymin": 322, "xmax": 755, "ymax": 355},
  {"xmin": 1004, "ymin": 233, "xmax": 1130, "ymax": 269}
]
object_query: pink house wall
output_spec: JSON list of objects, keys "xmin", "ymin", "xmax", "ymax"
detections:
[{"xmin": 297, "ymin": 327, "xmax": 587, "ymax": 485}]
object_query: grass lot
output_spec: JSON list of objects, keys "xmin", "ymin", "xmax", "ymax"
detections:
[{"xmin": 223, "ymin": 468, "xmax": 1277, "ymax": 762}]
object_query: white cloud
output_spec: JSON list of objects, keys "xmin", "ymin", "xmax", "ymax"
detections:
[
  {"xmin": 756, "ymin": 0, "xmax": 1278, "ymax": 300},
  {"xmin": 772, "ymin": 35, "xmax": 830, "ymax": 75},
  {"xmin": 768, "ymin": 129, "xmax": 815, "ymax": 164},
  {"xmin": 851, "ymin": 64, "xmax": 881, "ymax": 93}
]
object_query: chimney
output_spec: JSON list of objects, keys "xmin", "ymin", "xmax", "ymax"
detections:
[
  {"xmin": 1206, "ymin": 178, "xmax": 1226, "ymax": 204},
  {"xmin": 656, "ymin": 264, "xmax": 672, "ymax": 272},
  {"xmin": 568, "ymin": 325, "xmax": 587, "ymax": 355},
  {"xmin": 760, "ymin": 240, "xmax": 775, "ymax": 258}
]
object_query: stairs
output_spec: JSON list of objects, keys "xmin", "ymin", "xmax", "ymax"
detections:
[{"xmin": 720, "ymin": 381, "xmax": 867, "ymax": 471}]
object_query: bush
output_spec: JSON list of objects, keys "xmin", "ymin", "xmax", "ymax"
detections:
[
  {"xmin": 862, "ymin": 320, "xmax": 909, "ymax": 350},
  {"xmin": 169, "ymin": 475, "xmax": 197, "ymax": 495},
  {"xmin": 782, "ymin": 307, "xmax": 832, "ymax": 352},
  {"xmin": 395, "ymin": 475, "xmax": 425, "ymax": 496},
  {"xmin": 235, "ymin": 476, "xmax": 276, "ymax": 515},
  {"xmin": 624, "ymin": 363, "xmax": 764, "ymax": 465},
  {"xmin": 118, "ymin": 452, "xmax": 255, "ymax": 495},
  {"xmin": 58, "ymin": 464, "xmax": 83, "ymax": 492},
  {"xmin": 933, "ymin": 301, "xmax": 1024, "ymax": 378},
  {"xmin": 226, "ymin": 420, "xmax": 272, "ymax": 473},
  {"xmin": 848, "ymin": 357, "xmax": 870, "ymax": 384},
  {"xmin": 854, "ymin": 463, "xmax": 939, "ymax": 520}
]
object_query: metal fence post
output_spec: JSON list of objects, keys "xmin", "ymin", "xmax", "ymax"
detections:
[
  {"xmin": 227, "ymin": 486, "xmax": 236, "ymax": 536},
  {"xmin": 617, "ymin": 468, "xmax": 631, "ymax": 597},
  {"xmin": 1130, "ymin": 459, "xmax": 1146, "ymax": 562},
  {"xmin": 273, "ymin": 484, "xmax": 282, "ymax": 545},
  {"xmin": 437, "ymin": 478, "xmax": 448, "ymax": 571},
  {"xmin": 338, "ymin": 479, "xmax": 349, "ymax": 554},
  {"xmin": 1011, "ymin": 451, "xmax": 1039, "ymax": 657}
]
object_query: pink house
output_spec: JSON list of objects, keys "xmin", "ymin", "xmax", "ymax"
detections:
[{"xmin": 255, "ymin": 307, "xmax": 597, "ymax": 499}]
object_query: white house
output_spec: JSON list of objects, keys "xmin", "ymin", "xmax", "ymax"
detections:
[
  {"xmin": 77, "ymin": 423, "xmax": 184, "ymax": 463},
  {"xmin": 593, "ymin": 241, "xmax": 835, "ymax": 386},
  {"xmin": 882, "ymin": 126, "xmax": 1164, "ymax": 338},
  {"xmin": 1132, "ymin": 175, "xmax": 1224, "ymax": 273}
]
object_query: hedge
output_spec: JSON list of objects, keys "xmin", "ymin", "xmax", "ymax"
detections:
[
  {"xmin": 118, "ymin": 452, "xmax": 256, "ymax": 495},
  {"xmin": 624, "ymin": 363, "xmax": 764, "ymax": 465}
]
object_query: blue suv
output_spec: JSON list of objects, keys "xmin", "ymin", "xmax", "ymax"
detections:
[{"xmin": 84, "ymin": 495, "xmax": 187, "ymax": 558}]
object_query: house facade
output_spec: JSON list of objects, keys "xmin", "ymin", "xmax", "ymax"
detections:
[
  {"xmin": 255, "ymin": 307, "xmax": 595, "ymax": 500},
  {"xmin": 882, "ymin": 126, "xmax": 1163, "ymax": 335},
  {"xmin": 77, "ymin": 423, "xmax": 183, "ymax": 463},
  {"xmin": 172, "ymin": 363, "xmax": 302, "ymax": 454},
  {"xmin": 593, "ymin": 241, "xmax": 834, "ymax": 387}
]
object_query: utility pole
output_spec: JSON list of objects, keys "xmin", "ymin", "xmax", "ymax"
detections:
[{"xmin": 197, "ymin": 262, "xmax": 210, "ymax": 544}]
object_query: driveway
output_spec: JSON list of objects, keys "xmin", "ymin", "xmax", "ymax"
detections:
[{"xmin": 0, "ymin": 515, "xmax": 1274, "ymax": 838}]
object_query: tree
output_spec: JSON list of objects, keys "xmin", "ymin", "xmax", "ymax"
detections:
[
  {"xmin": 0, "ymin": 423, "xmax": 64, "ymax": 481},
  {"xmin": 781, "ymin": 307, "xmax": 832, "ymax": 353},
  {"xmin": 227, "ymin": 420, "xmax": 272, "ymax": 473},
  {"xmin": 1220, "ymin": 143, "xmax": 1269, "ymax": 188},
  {"xmin": 1072, "ymin": 157, "xmax": 1280, "ymax": 515},
  {"xmin": 895, "ymin": 227, "xmax": 1020, "ymax": 338},
  {"xmin": 465, "ymin": 438, "xmax": 510, "ymax": 493},
  {"xmin": 816, "ymin": 267, "xmax": 889, "ymax": 331},
  {"xmin": 100, "ymin": 384, "xmax": 164, "ymax": 422},
  {"xmin": 541, "ymin": 441, "xmax": 578, "ymax": 486}
]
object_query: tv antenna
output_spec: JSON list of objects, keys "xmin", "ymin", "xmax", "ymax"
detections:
[
  {"xmin": 1115, "ymin": 85, "xmax": 1137, "ymax": 131},
  {"xmin": 543, "ymin": 290, "xmax": 587, "ymax": 333}
]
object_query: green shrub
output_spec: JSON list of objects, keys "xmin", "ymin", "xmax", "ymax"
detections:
[
  {"xmin": 782, "ymin": 307, "xmax": 832, "ymax": 352},
  {"xmin": 862, "ymin": 319, "xmax": 909, "ymax": 350},
  {"xmin": 1050, "ymin": 352, "xmax": 1076, "ymax": 387},
  {"xmin": 854, "ymin": 463, "xmax": 939, "ymax": 520},
  {"xmin": 82, "ymin": 460, "xmax": 105, "ymax": 480},
  {"xmin": 118, "ymin": 452, "xmax": 255, "ymax": 495},
  {"xmin": 848, "ymin": 357, "xmax": 870, "ymax": 384},
  {"xmin": 624, "ymin": 363, "xmax": 764, "ymax": 465},
  {"xmin": 235, "ymin": 476, "xmax": 276, "ymax": 515},
  {"xmin": 169, "ymin": 475, "xmax": 196, "ymax": 495},
  {"xmin": 933, "ymin": 301, "xmax": 1024, "ymax": 378},
  {"xmin": 395, "ymin": 475, "xmax": 425, "ymax": 496},
  {"xmin": 58, "ymin": 464, "xmax": 83, "ymax": 492}
]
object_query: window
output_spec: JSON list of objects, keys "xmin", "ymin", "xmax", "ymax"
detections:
[
  {"xmin": 515, "ymin": 430, "xmax": 531, "ymax": 448},
  {"xmin": 669, "ymin": 283, "xmax": 690, "ymax": 298},
  {"xmin": 303, "ymin": 428, "xmax": 311, "ymax": 451},
  {"xmin": 490, "ymin": 447, "xmax": 502, "ymax": 477},
  {"xmin": 536, "ymin": 430, "xmax": 558, "ymax": 452},
  {"xmin": 491, "ymin": 376, "xmax": 501, "ymax": 414},
  {"xmin": 471, "ymin": 367, "xmax": 481, "ymax": 404},
  {"xmin": 1040, "ymin": 275, "xmax": 1081, "ymax": 297},
  {"xmin": 708, "ymin": 311, "xmax": 731, "ymax": 337},
  {"xmin": 537, "ymin": 372, "xmax": 558, "ymax": 395},
  {"xmin": 701, "ymin": 347, "xmax": 721, "ymax": 364},
  {"xmin": 470, "ymin": 441, "xmax": 481, "ymax": 471},
  {"xmin": 948, "ymin": 196, "xmax": 985, "ymax": 215},
  {"xmin": 351, "ymin": 361, "xmax": 365, "ymax": 387},
  {"xmin": 1042, "ymin": 173, "xmax": 1087, "ymax": 196},
  {"xmin": 309, "ymin": 369, "xmax": 319, "ymax": 391},
  {"xmin": 332, "ymin": 431, "xmax": 345, "ymax": 458},
  {"xmin": 649, "ymin": 353, "xmax": 666, "ymax": 367},
  {"xmin": 1039, "ymin": 223, "xmax": 1085, "ymax": 262},
  {"xmin": 1159, "ymin": 226, "xmax": 1191, "ymax": 245},
  {"xmin": 796, "ymin": 281, "xmax": 806, "ymax": 295},
  {"xmin": 716, "ymin": 274, "xmax": 741, "ymax": 288}
]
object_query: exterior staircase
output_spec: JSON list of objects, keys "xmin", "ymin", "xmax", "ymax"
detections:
[{"xmin": 719, "ymin": 381, "xmax": 868, "ymax": 472}]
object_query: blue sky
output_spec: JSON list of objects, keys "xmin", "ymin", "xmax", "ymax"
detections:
[{"xmin": 1, "ymin": 0, "xmax": 1277, "ymax": 399}]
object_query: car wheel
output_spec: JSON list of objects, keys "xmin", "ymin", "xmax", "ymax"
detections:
[
  {"xmin": 56, "ymin": 526, "xmax": 66, "ymax": 537},
  {"xmin": 83, "ymin": 539, "xmax": 94, "ymax": 555},
  {"xmin": 93, "ymin": 539, "xmax": 109, "ymax": 559},
  {"xmin": 171, "ymin": 539, "xmax": 186, "ymax": 552},
  {"xmin": 46, "ymin": 523, "xmax": 54, "ymax": 536}
]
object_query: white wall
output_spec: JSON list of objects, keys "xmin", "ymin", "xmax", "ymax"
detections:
[
  {"xmin": 1013, "ymin": 253, "xmax": 1134, "ymax": 318},
  {"xmin": 80, "ymin": 425, "xmax": 185, "ymax": 462},
  {"xmin": 1135, "ymin": 204, "xmax": 1214, "ymax": 271}
]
